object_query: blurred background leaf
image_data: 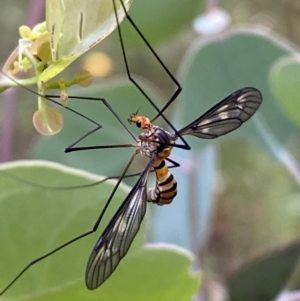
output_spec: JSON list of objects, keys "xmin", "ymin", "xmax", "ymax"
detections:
[
  {"xmin": 0, "ymin": 161, "xmax": 199, "ymax": 300},
  {"xmin": 226, "ymin": 240, "xmax": 300, "ymax": 301}
]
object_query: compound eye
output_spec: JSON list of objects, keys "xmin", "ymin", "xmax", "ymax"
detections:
[{"xmin": 136, "ymin": 120, "xmax": 142, "ymax": 128}]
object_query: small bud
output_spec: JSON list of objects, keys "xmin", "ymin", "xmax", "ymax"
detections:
[
  {"xmin": 59, "ymin": 78, "xmax": 68, "ymax": 107},
  {"xmin": 19, "ymin": 25, "xmax": 39, "ymax": 40}
]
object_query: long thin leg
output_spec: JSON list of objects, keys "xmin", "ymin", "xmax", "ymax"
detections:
[
  {"xmin": 0, "ymin": 169, "xmax": 141, "ymax": 190},
  {"xmin": 46, "ymin": 94, "xmax": 137, "ymax": 150},
  {"xmin": 114, "ymin": 0, "xmax": 190, "ymax": 150},
  {"xmin": 165, "ymin": 157, "xmax": 180, "ymax": 169},
  {"xmin": 118, "ymin": 0, "xmax": 182, "ymax": 122},
  {"xmin": 64, "ymin": 130, "xmax": 185, "ymax": 154},
  {"xmin": 65, "ymin": 142, "xmax": 135, "ymax": 153},
  {"xmin": 1, "ymin": 157, "xmax": 180, "ymax": 191},
  {"xmin": 1, "ymin": 71, "xmax": 138, "ymax": 153},
  {"xmin": 0, "ymin": 152, "xmax": 138, "ymax": 296}
]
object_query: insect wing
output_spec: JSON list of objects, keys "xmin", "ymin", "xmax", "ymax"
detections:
[
  {"xmin": 85, "ymin": 156, "xmax": 155, "ymax": 290},
  {"xmin": 178, "ymin": 87, "xmax": 262, "ymax": 139}
]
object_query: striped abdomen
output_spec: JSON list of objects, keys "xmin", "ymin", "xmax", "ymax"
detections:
[{"xmin": 147, "ymin": 159, "xmax": 177, "ymax": 206}]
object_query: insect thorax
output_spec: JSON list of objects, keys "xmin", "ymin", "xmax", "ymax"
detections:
[{"xmin": 138, "ymin": 125, "xmax": 174, "ymax": 158}]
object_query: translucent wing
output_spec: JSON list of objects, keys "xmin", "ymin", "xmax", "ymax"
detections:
[
  {"xmin": 85, "ymin": 156, "xmax": 155, "ymax": 290},
  {"xmin": 177, "ymin": 87, "xmax": 262, "ymax": 139}
]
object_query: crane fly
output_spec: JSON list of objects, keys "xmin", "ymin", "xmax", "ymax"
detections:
[
  {"xmin": 80, "ymin": 87, "xmax": 262, "ymax": 288},
  {"xmin": 0, "ymin": 0, "xmax": 263, "ymax": 296}
]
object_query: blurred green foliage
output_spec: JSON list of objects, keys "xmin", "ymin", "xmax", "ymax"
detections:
[
  {"xmin": 2, "ymin": 0, "xmax": 300, "ymax": 300},
  {"xmin": 0, "ymin": 162, "xmax": 199, "ymax": 300}
]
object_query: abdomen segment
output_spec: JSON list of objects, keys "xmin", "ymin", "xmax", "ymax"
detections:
[{"xmin": 147, "ymin": 159, "xmax": 177, "ymax": 205}]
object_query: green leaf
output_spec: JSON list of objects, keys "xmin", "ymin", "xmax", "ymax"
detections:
[
  {"xmin": 42, "ymin": 0, "xmax": 134, "ymax": 82},
  {"xmin": 177, "ymin": 28, "xmax": 297, "ymax": 150},
  {"xmin": 269, "ymin": 55, "xmax": 300, "ymax": 127},
  {"xmin": 0, "ymin": 161, "xmax": 200, "ymax": 301},
  {"xmin": 31, "ymin": 245, "xmax": 200, "ymax": 301}
]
